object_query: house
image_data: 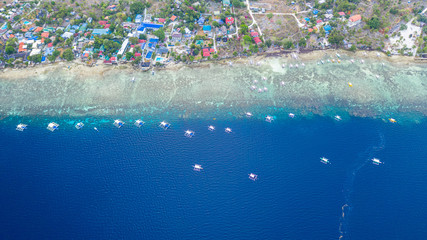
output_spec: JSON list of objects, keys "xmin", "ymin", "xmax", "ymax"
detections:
[
  {"xmin": 250, "ymin": 31, "xmax": 259, "ymax": 37},
  {"xmin": 225, "ymin": 17, "xmax": 234, "ymax": 25},
  {"xmin": 117, "ymin": 38, "xmax": 129, "ymax": 56},
  {"xmin": 323, "ymin": 25, "xmax": 332, "ymax": 33},
  {"xmin": 222, "ymin": 0, "xmax": 230, "ymax": 7},
  {"xmin": 171, "ymin": 32, "xmax": 182, "ymax": 41},
  {"xmin": 41, "ymin": 32, "xmax": 49, "ymax": 38},
  {"xmin": 98, "ymin": 20, "xmax": 108, "ymax": 26},
  {"xmin": 158, "ymin": 18, "xmax": 166, "ymax": 24},
  {"xmin": 253, "ymin": 37, "xmax": 262, "ymax": 45},
  {"xmin": 135, "ymin": 14, "xmax": 143, "ymax": 23},
  {"xmin": 157, "ymin": 47, "xmax": 168, "ymax": 55},
  {"xmin": 202, "ymin": 25, "xmax": 212, "ymax": 33},
  {"xmin": 348, "ymin": 14, "xmax": 361, "ymax": 27},
  {"xmin": 338, "ymin": 12, "xmax": 345, "ymax": 16},
  {"xmin": 197, "ymin": 17, "xmax": 205, "ymax": 25},
  {"xmin": 170, "ymin": 15, "xmax": 177, "ymax": 21},
  {"xmin": 92, "ymin": 29, "xmax": 110, "ymax": 36},
  {"xmin": 202, "ymin": 48, "xmax": 210, "ymax": 57},
  {"xmin": 61, "ymin": 32, "xmax": 74, "ymax": 39},
  {"xmin": 107, "ymin": 5, "xmax": 116, "ymax": 11},
  {"xmin": 137, "ymin": 23, "xmax": 163, "ymax": 34}
]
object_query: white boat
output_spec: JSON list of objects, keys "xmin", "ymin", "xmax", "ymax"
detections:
[
  {"xmin": 134, "ymin": 119, "xmax": 145, "ymax": 127},
  {"xmin": 131, "ymin": 77, "xmax": 135, "ymax": 82},
  {"xmin": 320, "ymin": 60, "xmax": 325, "ymax": 64},
  {"xmin": 47, "ymin": 122, "xmax": 59, "ymax": 132},
  {"xmin": 94, "ymin": 127, "xmax": 99, "ymax": 132},
  {"xmin": 360, "ymin": 59, "xmax": 365, "ymax": 64},
  {"xmin": 263, "ymin": 76, "xmax": 267, "ymax": 81},
  {"xmin": 113, "ymin": 119, "xmax": 124, "ymax": 128},
  {"xmin": 376, "ymin": 75, "xmax": 380, "ymax": 79},
  {"xmin": 151, "ymin": 70, "xmax": 155, "ymax": 75},
  {"xmin": 263, "ymin": 87, "xmax": 268, "ymax": 92},
  {"xmin": 184, "ymin": 130, "xmax": 195, "ymax": 138},
  {"xmin": 335, "ymin": 115, "xmax": 342, "ymax": 121},
  {"xmin": 289, "ymin": 113, "xmax": 295, "ymax": 118},
  {"xmin": 289, "ymin": 64, "xmax": 293, "ymax": 68},
  {"xmin": 253, "ymin": 79, "xmax": 258, "ymax": 84},
  {"xmin": 75, "ymin": 122, "xmax": 84, "ymax": 129},
  {"xmin": 249, "ymin": 173, "xmax": 258, "ymax": 181},
  {"xmin": 159, "ymin": 121, "xmax": 171, "ymax": 130},
  {"xmin": 377, "ymin": 52, "xmax": 381, "ymax": 57},
  {"xmin": 250, "ymin": 85, "xmax": 257, "ymax": 91},
  {"xmin": 16, "ymin": 123, "xmax": 27, "ymax": 131},
  {"xmin": 208, "ymin": 125, "xmax": 215, "ymax": 131},
  {"xmin": 372, "ymin": 158, "xmax": 383, "ymax": 165},
  {"xmin": 229, "ymin": 61, "xmax": 233, "ymax": 66},
  {"xmin": 320, "ymin": 157, "xmax": 330, "ymax": 164},
  {"xmin": 388, "ymin": 118, "xmax": 397, "ymax": 123},
  {"xmin": 282, "ymin": 64, "xmax": 286, "ymax": 68},
  {"xmin": 336, "ymin": 53, "xmax": 341, "ymax": 58},
  {"xmin": 280, "ymin": 81, "xmax": 285, "ymax": 86},
  {"xmin": 193, "ymin": 164, "xmax": 203, "ymax": 171},
  {"xmin": 246, "ymin": 112, "xmax": 253, "ymax": 117},
  {"xmin": 225, "ymin": 127, "xmax": 232, "ymax": 133},
  {"xmin": 301, "ymin": 63, "xmax": 305, "ymax": 67},
  {"xmin": 295, "ymin": 64, "xmax": 299, "ymax": 68},
  {"xmin": 350, "ymin": 59, "xmax": 355, "ymax": 63},
  {"xmin": 265, "ymin": 115, "xmax": 273, "ymax": 123},
  {"xmin": 258, "ymin": 88, "xmax": 263, "ymax": 93}
]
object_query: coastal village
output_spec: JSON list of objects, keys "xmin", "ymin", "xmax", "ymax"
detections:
[{"xmin": 0, "ymin": 0, "xmax": 426, "ymax": 69}]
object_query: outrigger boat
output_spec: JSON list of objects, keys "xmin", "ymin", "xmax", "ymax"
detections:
[
  {"xmin": 47, "ymin": 122, "xmax": 59, "ymax": 132},
  {"xmin": 16, "ymin": 123, "xmax": 27, "ymax": 131},
  {"xmin": 75, "ymin": 122, "xmax": 84, "ymax": 129},
  {"xmin": 193, "ymin": 164, "xmax": 203, "ymax": 171},
  {"xmin": 225, "ymin": 127, "xmax": 232, "ymax": 133},
  {"xmin": 265, "ymin": 115, "xmax": 273, "ymax": 123},
  {"xmin": 159, "ymin": 121, "xmax": 171, "ymax": 130},
  {"xmin": 134, "ymin": 119, "xmax": 145, "ymax": 127},
  {"xmin": 372, "ymin": 158, "xmax": 383, "ymax": 165},
  {"xmin": 249, "ymin": 173, "xmax": 258, "ymax": 181},
  {"xmin": 208, "ymin": 125, "xmax": 215, "ymax": 131},
  {"xmin": 320, "ymin": 157, "xmax": 330, "ymax": 164},
  {"xmin": 184, "ymin": 130, "xmax": 195, "ymax": 138},
  {"xmin": 113, "ymin": 119, "xmax": 124, "ymax": 128}
]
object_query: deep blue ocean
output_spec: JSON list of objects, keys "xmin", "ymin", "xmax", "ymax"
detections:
[{"xmin": 1, "ymin": 116, "xmax": 426, "ymax": 239}]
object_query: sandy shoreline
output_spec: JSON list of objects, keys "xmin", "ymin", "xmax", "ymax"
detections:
[{"xmin": 0, "ymin": 50, "xmax": 424, "ymax": 80}]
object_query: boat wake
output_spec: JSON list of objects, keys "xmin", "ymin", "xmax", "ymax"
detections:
[{"xmin": 338, "ymin": 132, "xmax": 385, "ymax": 239}]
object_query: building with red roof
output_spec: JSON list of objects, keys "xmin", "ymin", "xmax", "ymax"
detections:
[
  {"xmin": 316, "ymin": 19, "xmax": 323, "ymax": 24},
  {"xmin": 138, "ymin": 39, "xmax": 146, "ymax": 43},
  {"xmin": 226, "ymin": 17, "xmax": 234, "ymax": 25},
  {"xmin": 349, "ymin": 14, "xmax": 361, "ymax": 22},
  {"xmin": 104, "ymin": 24, "xmax": 111, "ymax": 29},
  {"xmin": 41, "ymin": 32, "xmax": 49, "ymax": 38},
  {"xmin": 98, "ymin": 21, "xmax": 108, "ymax": 26},
  {"xmin": 170, "ymin": 15, "xmax": 177, "ymax": 21},
  {"xmin": 158, "ymin": 18, "xmax": 166, "ymax": 23},
  {"xmin": 47, "ymin": 43, "xmax": 53, "ymax": 48},
  {"xmin": 338, "ymin": 12, "xmax": 345, "ymax": 16},
  {"xmin": 253, "ymin": 37, "xmax": 262, "ymax": 45},
  {"xmin": 134, "ymin": 53, "xmax": 141, "ymax": 57},
  {"xmin": 34, "ymin": 27, "xmax": 43, "ymax": 32},
  {"xmin": 202, "ymin": 48, "xmax": 210, "ymax": 57},
  {"xmin": 250, "ymin": 31, "xmax": 259, "ymax": 37}
]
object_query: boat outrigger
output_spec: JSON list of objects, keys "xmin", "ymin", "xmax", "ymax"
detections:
[
  {"xmin": 16, "ymin": 123, "xmax": 27, "ymax": 131},
  {"xmin": 47, "ymin": 122, "xmax": 59, "ymax": 132},
  {"xmin": 265, "ymin": 115, "xmax": 273, "ymax": 123},
  {"xmin": 246, "ymin": 112, "xmax": 253, "ymax": 118},
  {"xmin": 335, "ymin": 115, "xmax": 342, "ymax": 121},
  {"xmin": 225, "ymin": 127, "xmax": 232, "ymax": 133},
  {"xmin": 208, "ymin": 125, "xmax": 215, "ymax": 131},
  {"xmin": 113, "ymin": 119, "xmax": 124, "ymax": 128},
  {"xmin": 388, "ymin": 118, "xmax": 397, "ymax": 123},
  {"xmin": 320, "ymin": 157, "xmax": 330, "ymax": 164},
  {"xmin": 289, "ymin": 113, "xmax": 295, "ymax": 118}
]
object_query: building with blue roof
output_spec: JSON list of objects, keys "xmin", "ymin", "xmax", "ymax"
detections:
[
  {"xmin": 135, "ymin": 14, "xmax": 143, "ymax": 23},
  {"xmin": 137, "ymin": 23, "xmax": 163, "ymax": 34},
  {"xmin": 323, "ymin": 25, "xmax": 332, "ymax": 32},
  {"xmin": 146, "ymin": 51, "xmax": 153, "ymax": 59},
  {"xmin": 149, "ymin": 38, "xmax": 159, "ymax": 43},
  {"xmin": 197, "ymin": 17, "xmax": 205, "ymax": 25},
  {"xmin": 203, "ymin": 25, "xmax": 212, "ymax": 33},
  {"xmin": 304, "ymin": 17, "xmax": 310, "ymax": 22},
  {"xmin": 92, "ymin": 29, "xmax": 110, "ymax": 35},
  {"xmin": 313, "ymin": 10, "xmax": 319, "ymax": 15}
]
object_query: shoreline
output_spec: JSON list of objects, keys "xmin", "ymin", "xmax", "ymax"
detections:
[{"xmin": 0, "ymin": 49, "xmax": 424, "ymax": 80}]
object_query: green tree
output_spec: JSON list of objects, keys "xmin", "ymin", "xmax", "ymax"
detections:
[
  {"xmin": 282, "ymin": 39, "xmax": 293, "ymax": 49},
  {"xmin": 52, "ymin": 50, "xmax": 60, "ymax": 57},
  {"xmin": 5, "ymin": 46, "xmax": 16, "ymax": 54},
  {"xmin": 367, "ymin": 17, "xmax": 381, "ymax": 29},
  {"xmin": 130, "ymin": 1, "xmax": 150, "ymax": 15},
  {"xmin": 29, "ymin": 54, "xmax": 42, "ymax": 63},
  {"xmin": 62, "ymin": 49, "xmax": 74, "ymax": 61},
  {"xmin": 212, "ymin": 21, "xmax": 220, "ymax": 28},
  {"xmin": 328, "ymin": 30, "xmax": 344, "ymax": 46},
  {"xmin": 139, "ymin": 34, "xmax": 147, "ymax": 40},
  {"xmin": 298, "ymin": 37, "xmax": 306, "ymax": 47},
  {"xmin": 153, "ymin": 28, "xmax": 165, "ymax": 41},
  {"xmin": 349, "ymin": 45, "xmax": 357, "ymax": 52},
  {"xmin": 240, "ymin": 24, "xmax": 248, "ymax": 34},
  {"xmin": 126, "ymin": 51, "xmax": 134, "ymax": 60},
  {"xmin": 267, "ymin": 13, "xmax": 273, "ymax": 19}
]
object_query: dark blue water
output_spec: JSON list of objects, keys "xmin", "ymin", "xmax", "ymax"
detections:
[{"xmin": 1, "ymin": 117, "xmax": 426, "ymax": 239}]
